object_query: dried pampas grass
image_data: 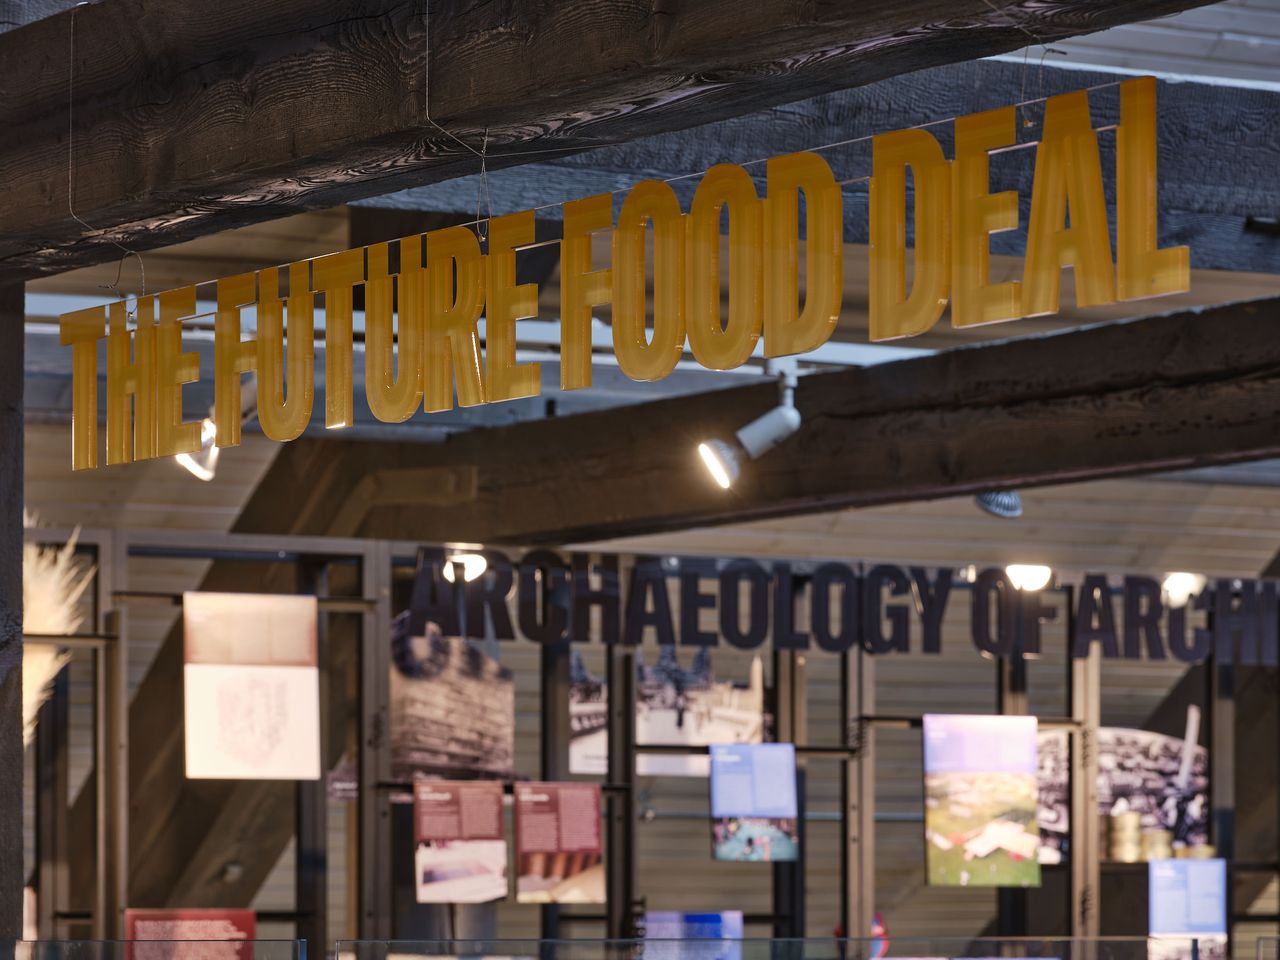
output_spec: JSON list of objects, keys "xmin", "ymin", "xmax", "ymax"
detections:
[{"xmin": 22, "ymin": 512, "xmax": 95, "ymax": 746}]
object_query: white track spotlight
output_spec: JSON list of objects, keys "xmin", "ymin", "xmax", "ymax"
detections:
[
  {"xmin": 175, "ymin": 417, "xmax": 219, "ymax": 482},
  {"xmin": 698, "ymin": 360, "xmax": 801, "ymax": 489},
  {"xmin": 175, "ymin": 380, "xmax": 258, "ymax": 482}
]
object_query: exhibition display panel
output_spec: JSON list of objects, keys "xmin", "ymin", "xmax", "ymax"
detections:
[
  {"xmin": 19, "ymin": 527, "xmax": 1276, "ymax": 957},
  {"xmin": 1, "ymin": 943, "xmax": 301, "ymax": 960},
  {"xmin": 334, "ymin": 938, "xmax": 1224, "ymax": 960}
]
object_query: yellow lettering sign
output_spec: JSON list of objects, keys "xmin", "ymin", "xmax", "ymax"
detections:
[{"xmin": 61, "ymin": 79, "xmax": 1188, "ymax": 469}]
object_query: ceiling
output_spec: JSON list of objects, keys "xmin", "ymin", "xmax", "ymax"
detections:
[
  {"xmin": 20, "ymin": 2, "xmax": 1280, "ymax": 573},
  {"xmin": 997, "ymin": 0, "xmax": 1280, "ymax": 86}
]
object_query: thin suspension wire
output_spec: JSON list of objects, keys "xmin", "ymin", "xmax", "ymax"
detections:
[
  {"xmin": 978, "ymin": 0, "xmax": 1067, "ymax": 127},
  {"xmin": 68, "ymin": 1, "xmax": 145, "ymax": 302},
  {"xmin": 420, "ymin": 3, "xmax": 608, "ymax": 166},
  {"xmin": 91, "ymin": 73, "xmax": 1126, "ymax": 319}
]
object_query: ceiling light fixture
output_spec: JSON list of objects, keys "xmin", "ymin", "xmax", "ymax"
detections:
[
  {"xmin": 698, "ymin": 360, "xmax": 801, "ymax": 490},
  {"xmin": 1005, "ymin": 564, "xmax": 1053, "ymax": 591},
  {"xmin": 442, "ymin": 552, "xmax": 488, "ymax": 583},
  {"xmin": 1161, "ymin": 571, "xmax": 1207, "ymax": 609},
  {"xmin": 975, "ymin": 490, "xmax": 1023, "ymax": 519}
]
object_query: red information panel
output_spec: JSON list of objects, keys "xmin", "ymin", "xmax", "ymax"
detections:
[
  {"xmin": 125, "ymin": 908, "xmax": 255, "ymax": 960},
  {"xmin": 413, "ymin": 779, "xmax": 507, "ymax": 903},
  {"xmin": 514, "ymin": 782, "xmax": 604, "ymax": 904}
]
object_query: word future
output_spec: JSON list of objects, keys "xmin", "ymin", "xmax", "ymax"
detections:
[{"xmin": 60, "ymin": 77, "xmax": 1186, "ymax": 471}]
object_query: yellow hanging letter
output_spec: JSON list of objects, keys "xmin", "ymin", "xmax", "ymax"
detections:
[
  {"xmin": 256, "ymin": 263, "xmax": 315, "ymax": 441},
  {"xmin": 486, "ymin": 210, "xmax": 543, "ymax": 402},
  {"xmin": 59, "ymin": 305, "xmax": 106, "ymax": 471},
  {"xmin": 952, "ymin": 107, "xmax": 1022, "ymax": 328},
  {"xmin": 613, "ymin": 180, "xmax": 686, "ymax": 382},
  {"xmin": 314, "ymin": 250, "xmax": 364, "ymax": 429},
  {"xmin": 425, "ymin": 225, "xmax": 487, "ymax": 412},
  {"xmin": 106, "ymin": 298, "xmax": 157, "ymax": 464},
  {"xmin": 869, "ymin": 129, "xmax": 951, "ymax": 341},
  {"xmin": 560, "ymin": 194, "xmax": 613, "ymax": 390},
  {"xmin": 365, "ymin": 239, "xmax": 425, "ymax": 423},
  {"xmin": 1023, "ymin": 90, "xmax": 1116, "ymax": 317},
  {"xmin": 687, "ymin": 164, "xmax": 762, "ymax": 370},
  {"xmin": 764, "ymin": 152, "xmax": 843, "ymax": 357},
  {"xmin": 214, "ymin": 272, "xmax": 258, "ymax": 447},
  {"xmin": 156, "ymin": 287, "xmax": 200, "ymax": 458},
  {"xmin": 1117, "ymin": 76, "xmax": 1190, "ymax": 301}
]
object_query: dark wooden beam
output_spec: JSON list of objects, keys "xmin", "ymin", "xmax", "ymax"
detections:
[
  {"xmin": 0, "ymin": 284, "xmax": 22, "ymax": 938},
  {"xmin": 232, "ymin": 296, "xmax": 1280, "ymax": 545},
  {"xmin": 0, "ymin": 0, "xmax": 1216, "ymax": 279},
  {"xmin": 360, "ymin": 59, "xmax": 1280, "ymax": 274}
]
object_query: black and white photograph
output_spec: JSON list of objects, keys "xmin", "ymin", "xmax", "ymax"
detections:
[
  {"xmin": 390, "ymin": 612, "xmax": 516, "ymax": 782},
  {"xmin": 569, "ymin": 648, "xmax": 764, "ymax": 777},
  {"xmin": 1098, "ymin": 721, "xmax": 1209, "ymax": 847},
  {"xmin": 1036, "ymin": 728, "xmax": 1070, "ymax": 864}
]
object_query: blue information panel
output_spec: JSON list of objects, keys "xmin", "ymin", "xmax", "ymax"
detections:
[
  {"xmin": 708, "ymin": 743, "xmax": 798, "ymax": 862},
  {"xmin": 709, "ymin": 743, "xmax": 797, "ymax": 818},
  {"xmin": 1149, "ymin": 859, "xmax": 1227, "ymax": 936}
]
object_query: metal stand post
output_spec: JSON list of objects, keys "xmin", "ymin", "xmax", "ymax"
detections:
[
  {"xmin": 773, "ymin": 650, "xmax": 807, "ymax": 938},
  {"xmin": 844, "ymin": 646, "xmax": 875, "ymax": 942},
  {"xmin": 605, "ymin": 644, "xmax": 636, "ymax": 938},
  {"xmin": 296, "ymin": 558, "xmax": 330, "ymax": 955},
  {"xmin": 360, "ymin": 541, "xmax": 394, "ymax": 938},
  {"xmin": 1068, "ymin": 584, "xmax": 1101, "ymax": 940},
  {"xmin": 540, "ymin": 640, "xmax": 571, "ymax": 941},
  {"xmin": 1209, "ymin": 659, "xmax": 1235, "ymax": 858},
  {"xmin": 101, "ymin": 533, "xmax": 127, "ymax": 938},
  {"xmin": 35, "ymin": 669, "xmax": 70, "ymax": 936},
  {"xmin": 997, "ymin": 639, "xmax": 1030, "ymax": 937}
]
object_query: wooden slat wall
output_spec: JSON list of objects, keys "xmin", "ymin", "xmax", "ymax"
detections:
[
  {"xmin": 588, "ymin": 478, "xmax": 1280, "ymax": 579},
  {"xmin": 584, "ymin": 479, "xmax": 1255, "ymax": 938},
  {"xmin": 23, "ymin": 418, "xmax": 1279, "ymax": 942},
  {"xmin": 22, "ymin": 423, "xmax": 282, "ymax": 918}
]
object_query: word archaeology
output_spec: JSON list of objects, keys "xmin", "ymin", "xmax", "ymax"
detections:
[
  {"xmin": 60, "ymin": 77, "xmax": 1187, "ymax": 471},
  {"xmin": 416, "ymin": 549, "xmax": 1277, "ymax": 667}
]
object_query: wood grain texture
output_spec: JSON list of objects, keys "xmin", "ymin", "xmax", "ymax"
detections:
[
  {"xmin": 0, "ymin": 284, "xmax": 23, "ymax": 938},
  {"xmin": 0, "ymin": 0, "xmax": 1216, "ymax": 279},
  {"xmin": 230, "ymin": 296, "xmax": 1280, "ymax": 546},
  {"xmin": 360, "ymin": 58, "xmax": 1280, "ymax": 274}
]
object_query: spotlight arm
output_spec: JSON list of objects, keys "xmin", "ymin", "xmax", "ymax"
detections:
[
  {"xmin": 734, "ymin": 358, "xmax": 802, "ymax": 459},
  {"xmin": 764, "ymin": 357, "xmax": 799, "ymax": 408}
]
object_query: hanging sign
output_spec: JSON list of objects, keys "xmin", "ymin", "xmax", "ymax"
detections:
[
  {"xmin": 709, "ymin": 742, "xmax": 800, "ymax": 862},
  {"xmin": 412, "ymin": 779, "xmax": 509, "ymax": 904},
  {"xmin": 182, "ymin": 591, "xmax": 321, "ymax": 781},
  {"xmin": 124, "ymin": 908, "xmax": 256, "ymax": 960},
  {"xmin": 60, "ymin": 78, "xmax": 1187, "ymax": 470},
  {"xmin": 514, "ymin": 782, "xmax": 605, "ymax": 903},
  {"xmin": 411, "ymin": 547, "xmax": 1278, "ymax": 666},
  {"xmin": 922, "ymin": 714, "xmax": 1041, "ymax": 887}
]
